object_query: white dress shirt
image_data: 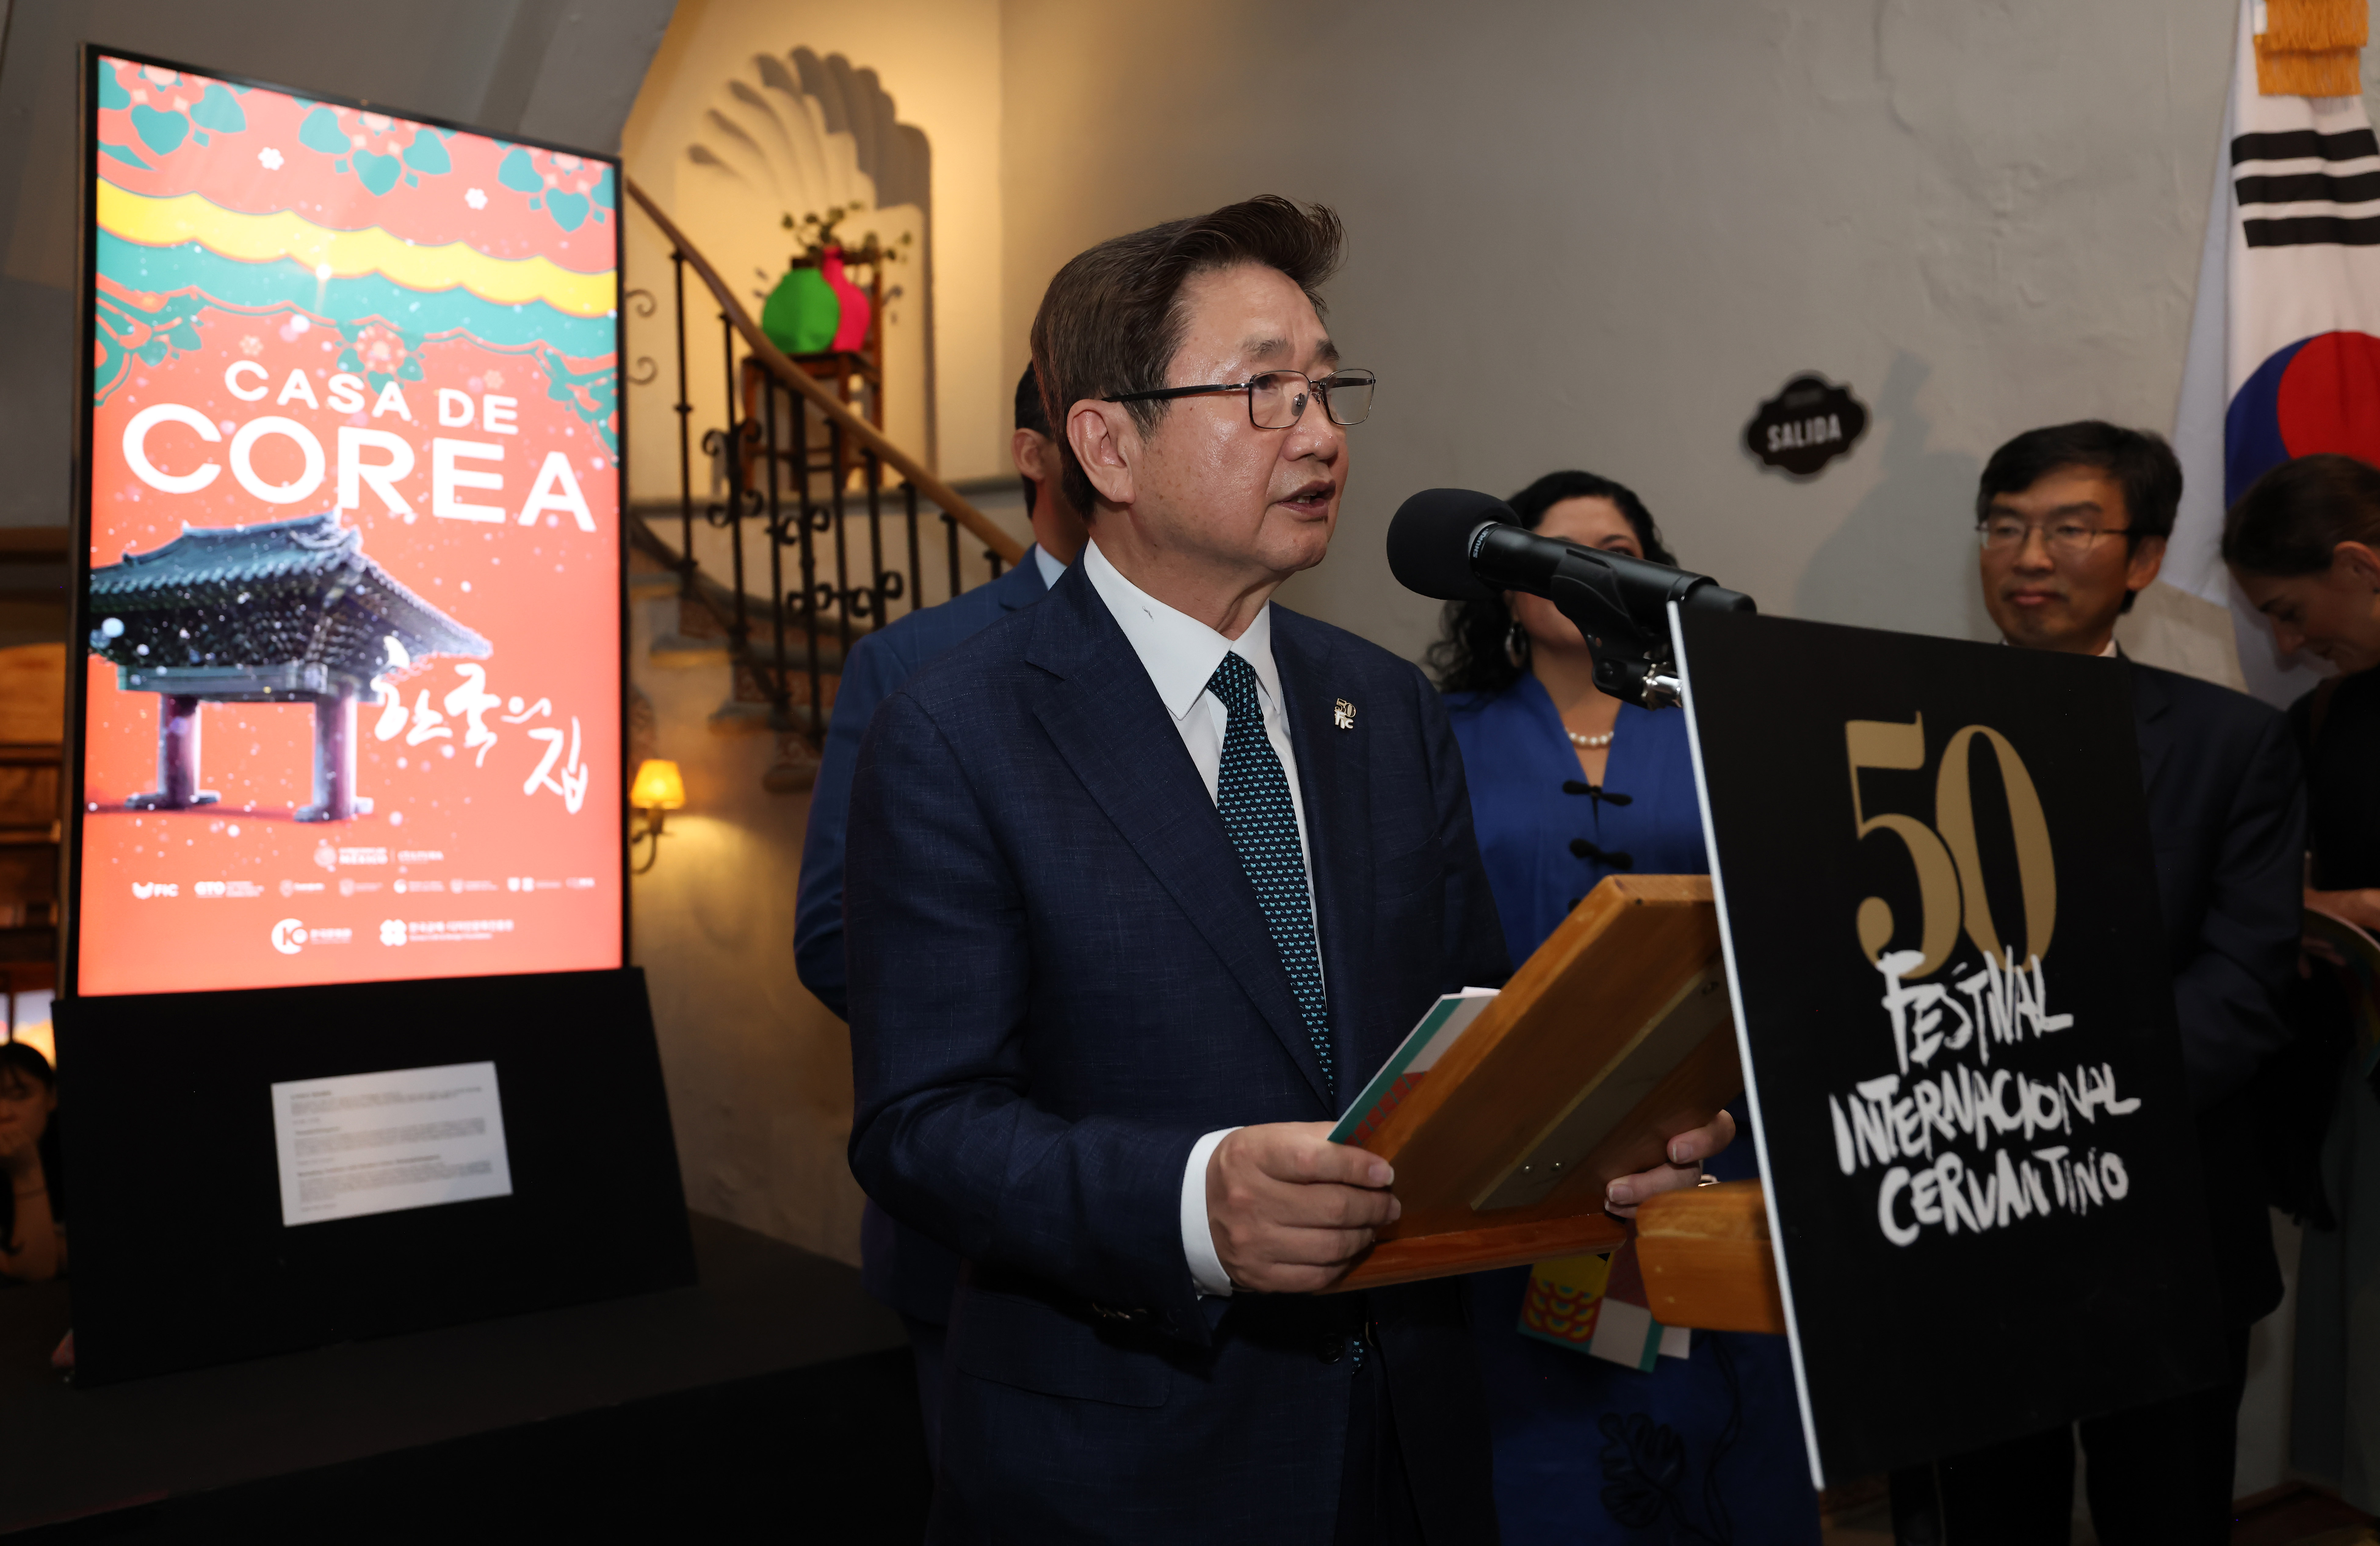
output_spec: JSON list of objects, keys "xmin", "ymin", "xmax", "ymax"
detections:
[
  {"xmin": 1079, "ymin": 539, "xmax": 1320, "ymax": 1297},
  {"xmin": 1999, "ymin": 636, "xmax": 2121, "ymax": 658}
]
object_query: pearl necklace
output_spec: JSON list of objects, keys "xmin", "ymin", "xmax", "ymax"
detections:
[{"xmin": 1567, "ymin": 728, "xmax": 1614, "ymax": 749}]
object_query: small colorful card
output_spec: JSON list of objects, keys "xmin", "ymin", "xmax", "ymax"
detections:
[
  {"xmin": 1519, "ymin": 1239, "xmax": 1692, "ymax": 1369},
  {"xmin": 1329, "ymin": 987, "xmax": 1499, "ymax": 1146}
]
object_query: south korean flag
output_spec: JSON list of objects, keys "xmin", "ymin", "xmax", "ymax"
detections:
[{"xmin": 2166, "ymin": 0, "xmax": 2380, "ymax": 705}]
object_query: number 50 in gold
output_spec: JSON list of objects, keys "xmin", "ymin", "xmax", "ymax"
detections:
[
  {"xmin": 1844, "ymin": 715, "xmax": 2058, "ymax": 979},
  {"xmin": 1846, "ymin": 716, "xmax": 1962, "ymax": 978},
  {"xmin": 1933, "ymin": 725, "xmax": 2056, "ymax": 965}
]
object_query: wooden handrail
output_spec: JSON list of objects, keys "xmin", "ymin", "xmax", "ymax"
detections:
[
  {"xmin": 624, "ymin": 179, "xmax": 1026, "ymax": 567},
  {"xmin": 0, "ymin": 529, "xmax": 69, "ymax": 561}
]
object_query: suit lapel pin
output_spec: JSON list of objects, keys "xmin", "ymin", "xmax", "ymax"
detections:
[{"xmin": 1333, "ymin": 698, "xmax": 1357, "ymax": 731}]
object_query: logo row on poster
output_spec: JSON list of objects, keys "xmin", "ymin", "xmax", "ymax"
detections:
[
  {"xmin": 266, "ymin": 916, "xmax": 526, "ymax": 953},
  {"xmin": 128, "ymin": 876, "xmax": 596, "ymax": 899}
]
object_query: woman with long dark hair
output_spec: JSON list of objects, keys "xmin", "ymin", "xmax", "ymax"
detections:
[
  {"xmin": 0, "ymin": 1040, "xmax": 64, "ymax": 1282},
  {"xmin": 1429, "ymin": 470, "xmax": 1709, "ymax": 966},
  {"xmin": 1432, "ymin": 470, "xmax": 1817, "ymax": 1543},
  {"xmin": 2223, "ymin": 452, "xmax": 2380, "ymax": 1516}
]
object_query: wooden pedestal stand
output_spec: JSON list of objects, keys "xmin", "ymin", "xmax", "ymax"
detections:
[
  {"xmin": 1333, "ymin": 875, "xmax": 1745, "ymax": 1291},
  {"xmin": 1638, "ymin": 1180, "xmax": 1788, "ymax": 1334}
]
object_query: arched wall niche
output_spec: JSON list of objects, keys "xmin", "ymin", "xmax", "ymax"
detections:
[{"xmin": 632, "ymin": 47, "xmax": 936, "ymax": 504}]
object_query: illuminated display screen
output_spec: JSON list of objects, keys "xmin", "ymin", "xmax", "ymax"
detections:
[{"xmin": 73, "ymin": 52, "xmax": 624, "ymax": 996}]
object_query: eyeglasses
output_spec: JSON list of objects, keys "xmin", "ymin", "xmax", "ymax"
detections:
[
  {"xmin": 1110, "ymin": 369, "xmax": 1377, "ymax": 429},
  {"xmin": 1977, "ymin": 515, "xmax": 2135, "ymax": 557}
]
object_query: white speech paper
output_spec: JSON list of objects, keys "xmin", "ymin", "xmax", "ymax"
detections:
[{"xmin": 271, "ymin": 1061, "xmax": 514, "ymax": 1227}]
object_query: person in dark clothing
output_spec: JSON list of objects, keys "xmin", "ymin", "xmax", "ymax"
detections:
[
  {"xmin": 1429, "ymin": 470, "xmax": 1819, "ymax": 1544},
  {"xmin": 1893, "ymin": 422, "xmax": 2305, "ymax": 1545},
  {"xmin": 0, "ymin": 1041, "xmax": 63, "ymax": 1282},
  {"xmin": 793, "ymin": 367, "xmax": 1088, "ymax": 1464},
  {"xmin": 843, "ymin": 197, "xmax": 1733, "ymax": 1543},
  {"xmin": 2223, "ymin": 451, "xmax": 2380, "ymax": 1515},
  {"xmin": 796, "ymin": 368, "xmax": 1089, "ymax": 1021}
]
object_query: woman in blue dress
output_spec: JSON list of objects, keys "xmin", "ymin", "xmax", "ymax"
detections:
[{"xmin": 1428, "ymin": 470, "xmax": 1821, "ymax": 1545}]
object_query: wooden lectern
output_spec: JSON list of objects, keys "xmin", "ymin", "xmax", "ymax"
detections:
[
  {"xmin": 1334, "ymin": 875, "xmax": 1748, "ymax": 1291},
  {"xmin": 1637, "ymin": 1180, "xmax": 1787, "ymax": 1334}
]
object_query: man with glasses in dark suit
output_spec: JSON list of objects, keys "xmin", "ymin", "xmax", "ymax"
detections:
[
  {"xmin": 1894, "ymin": 422, "xmax": 2303, "ymax": 1544},
  {"xmin": 843, "ymin": 197, "xmax": 1728, "ymax": 1543}
]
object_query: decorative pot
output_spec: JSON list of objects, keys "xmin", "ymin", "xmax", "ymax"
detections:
[
  {"xmin": 821, "ymin": 245, "xmax": 871, "ymax": 353},
  {"xmin": 761, "ymin": 261, "xmax": 839, "ymax": 355}
]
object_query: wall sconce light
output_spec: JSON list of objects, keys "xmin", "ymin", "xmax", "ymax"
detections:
[{"xmin": 629, "ymin": 759, "xmax": 686, "ymax": 874}]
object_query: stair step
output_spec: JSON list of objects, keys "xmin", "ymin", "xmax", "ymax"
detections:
[
  {"xmin": 628, "ymin": 570, "xmax": 682, "ymax": 598},
  {"xmin": 762, "ymin": 748, "xmax": 819, "ymax": 795},
  {"xmin": 650, "ymin": 635, "xmax": 732, "ymax": 668},
  {"xmin": 707, "ymin": 701, "xmax": 774, "ymax": 736},
  {"xmin": 758, "ymin": 640, "xmax": 848, "ymax": 674},
  {"xmin": 650, "ymin": 634, "xmax": 848, "ymax": 676}
]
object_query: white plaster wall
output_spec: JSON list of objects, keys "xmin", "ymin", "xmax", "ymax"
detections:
[
  {"xmin": 622, "ymin": 0, "xmax": 1007, "ymax": 486},
  {"xmin": 627, "ymin": 587, "xmax": 869, "ymax": 1264},
  {"xmin": 998, "ymin": 0, "xmax": 2263, "ymax": 670}
]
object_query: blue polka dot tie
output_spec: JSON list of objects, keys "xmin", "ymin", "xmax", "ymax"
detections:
[{"xmin": 1207, "ymin": 651, "xmax": 1333, "ymax": 1102}]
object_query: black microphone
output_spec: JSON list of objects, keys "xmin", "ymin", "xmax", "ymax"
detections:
[
  {"xmin": 1386, "ymin": 488, "xmax": 1753, "ymax": 619},
  {"xmin": 1386, "ymin": 488, "xmax": 1755, "ymax": 707}
]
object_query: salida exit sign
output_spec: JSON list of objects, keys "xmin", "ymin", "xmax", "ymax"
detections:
[{"xmin": 1745, "ymin": 373, "xmax": 1869, "ymax": 477}]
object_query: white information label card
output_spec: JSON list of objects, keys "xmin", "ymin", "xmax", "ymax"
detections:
[{"xmin": 271, "ymin": 1061, "xmax": 514, "ymax": 1227}]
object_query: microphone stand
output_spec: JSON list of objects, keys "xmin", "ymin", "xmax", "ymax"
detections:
[{"xmin": 1540, "ymin": 546, "xmax": 1686, "ymax": 711}]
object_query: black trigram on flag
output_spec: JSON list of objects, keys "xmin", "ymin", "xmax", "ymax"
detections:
[{"xmin": 2236, "ymin": 126, "xmax": 2380, "ymax": 247}]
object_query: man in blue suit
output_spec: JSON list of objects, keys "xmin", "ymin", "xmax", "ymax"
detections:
[
  {"xmin": 798, "ymin": 368, "xmax": 1088, "ymax": 1018},
  {"xmin": 845, "ymin": 197, "xmax": 1728, "ymax": 1543},
  {"xmin": 795, "ymin": 367, "xmax": 1087, "ymax": 1445}
]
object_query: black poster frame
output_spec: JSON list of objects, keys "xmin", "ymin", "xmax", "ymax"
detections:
[{"xmin": 57, "ymin": 968, "xmax": 694, "ymax": 1385}]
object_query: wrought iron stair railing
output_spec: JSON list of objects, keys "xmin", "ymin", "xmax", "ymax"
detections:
[{"xmin": 623, "ymin": 179, "xmax": 1025, "ymax": 786}]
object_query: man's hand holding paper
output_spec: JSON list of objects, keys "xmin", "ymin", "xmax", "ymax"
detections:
[{"xmin": 1205, "ymin": 1121, "xmax": 1401, "ymax": 1293}]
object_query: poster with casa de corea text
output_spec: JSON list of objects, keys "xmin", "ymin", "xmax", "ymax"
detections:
[
  {"xmin": 74, "ymin": 53, "xmax": 622, "ymax": 996},
  {"xmin": 1674, "ymin": 609, "xmax": 2222, "ymax": 1487}
]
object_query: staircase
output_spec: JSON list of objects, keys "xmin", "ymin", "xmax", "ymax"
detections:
[{"xmin": 623, "ymin": 181, "xmax": 1022, "ymax": 792}]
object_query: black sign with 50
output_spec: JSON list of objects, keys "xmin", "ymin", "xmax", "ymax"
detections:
[{"xmin": 1676, "ymin": 608, "xmax": 2221, "ymax": 1487}]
